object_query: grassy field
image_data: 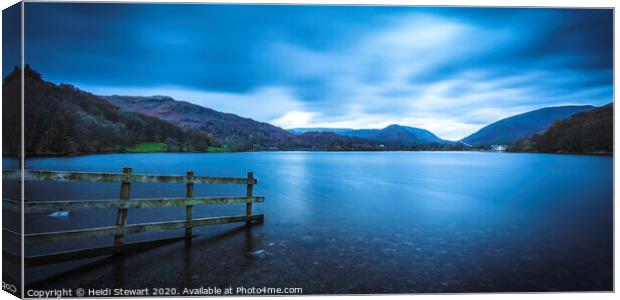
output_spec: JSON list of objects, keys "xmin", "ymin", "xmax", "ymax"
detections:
[
  {"xmin": 206, "ymin": 146, "xmax": 230, "ymax": 152},
  {"xmin": 128, "ymin": 143, "xmax": 231, "ymax": 153},
  {"xmin": 128, "ymin": 143, "xmax": 167, "ymax": 152}
]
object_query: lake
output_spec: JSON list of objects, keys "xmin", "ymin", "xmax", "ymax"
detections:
[{"xmin": 5, "ymin": 151, "xmax": 613, "ymax": 293}]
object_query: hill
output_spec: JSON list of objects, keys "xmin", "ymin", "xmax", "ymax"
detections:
[
  {"xmin": 103, "ymin": 95, "xmax": 295, "ymax": 151},
  {"xmin": 289, "ymin": 124, "xmax": 449, "ymax": 145},
  {"xmin": 9, "ymin": 66, "xmax": 606, "ymax": 155},
  {"xmin": 102, "ymin": 98, "xmax": 449, "ymax": 150},
  {"xmin": 285, "ymin": 131, "xmax": 386, "ymax": 151},
  {"xmin": 3, "ymin": 66, "xmax": 214, "ymax": 155},
  {"xmin": 288, "ymin": 128, "xmax": 353, "ymax": 135},
  {"xmin": 509, "ymin": 104, "xmax": 612, "ymax": 153},
  {"xmin": 461, "ymin": 105, "xmax": 595, "ymax": 145},
  {"xmin": 341, "ymin": 125, "xmax": 449, "ymax": 145}
]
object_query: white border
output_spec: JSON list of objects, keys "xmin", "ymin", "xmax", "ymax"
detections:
[
  {"xmin": 12, "ymin": 0, "xmax": 619, "ymax": 7},
  {"xmin": 0, "ymin": 1, "xmax": 617, "ymax": 300}
]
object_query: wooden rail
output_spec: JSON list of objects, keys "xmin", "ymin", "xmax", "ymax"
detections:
[
  {"xmin": 3, "ymin": 197, "xmax": 264, "ymax": 213},
  {"xmin": 2, "ymin": 168, "xmax": 264, "ymax": 267},
  {"xmin": 2, "ymin": 169, "xmax": 257, "ymax": 185}
]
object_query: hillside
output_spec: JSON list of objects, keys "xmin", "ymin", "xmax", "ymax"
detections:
[
  {"xmin": 285, "ymin": 131, "xmax": 386, "ymax": 151},
  {"xmin": 290, "ymin": 124, "xmax": 449, "ymax": 145},
  {"xmin": 103, "ymin": 97, "xmax": 449, "ymax": 151},
  {"xmin": 462, "ymin": 105, "xmax": 595, "ymax": 145},
  {"xmin": 288, "ymin": 128, "xmax": 353, "ymax": 135},
  {"xmin": 6, "ymin": 66, "xmax": 405, "ymax": 154},
  {"xmin": 5, "ymin": 66, "xmax": 215, "ymax": 155},
  {"xmin": 2, "ymin": 67, "xmax": 21, "ymax": 156},
  {"xmin": 8, "ymin": 66, "xmax": 607, "ymax": 155},
  {"xmin": 103, "ymin": 95, "xmax": 295, "ymax": 151},
  {"xmin": 345, "ymin": 125, "xmax": 448, "ymax": 145},
  {"xmin": 509, "ymin": 104, "xmax": 612, "ymax": 153}
]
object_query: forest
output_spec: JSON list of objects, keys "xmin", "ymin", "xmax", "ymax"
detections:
[
  {"xmin": 3, "ymin": 66, "xmax": 216, "ymax": 155},
  {"xmin": 508, "ymin": 104, "xmax": 613, "ymax": 154}
]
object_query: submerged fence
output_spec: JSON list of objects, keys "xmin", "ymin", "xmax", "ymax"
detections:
[{"xmin": 2, "ymin": 168, "xmax": 264, "ymax": 267}]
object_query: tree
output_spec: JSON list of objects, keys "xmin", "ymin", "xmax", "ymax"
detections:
[{"xmin": 164, "ymin": 137, "xmax": 179, "ymax": 152}]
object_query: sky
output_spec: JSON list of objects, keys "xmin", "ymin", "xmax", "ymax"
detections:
[{"xmin": 14, "ymin": 4, "xmax": 613, "ymax": 140}]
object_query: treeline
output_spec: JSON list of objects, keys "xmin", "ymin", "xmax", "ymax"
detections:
[
  {"xmin": 508, "ymin": 104, "xmax": 612, "ymax": 154},
  {"xmin": 274, "ymin": 132, "xmax": 467, "ymax": 152},
  {"xmin": 200, "ymin": 118, "xmax": 294, "ymax": 152},
  {"xmin": 281, "ymin": 131, "xmax": 385, "ymax": 151},
  {"xmin": 104, "ymin": 95, "xmax": 297, "ymax": 152},
  {"xmin": 3, "ymin": 66, "xmax": 216, "ymax": 155},
  {"xmin": 7, "ymin": 66, "xmax": 610, "ymax": 156}
]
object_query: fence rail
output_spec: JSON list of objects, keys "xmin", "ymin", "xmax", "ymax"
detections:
[
  {"xmin": 25, "ymin": 214, "xmax": 264, "ymax": 244},
  {"xmin": 2, "ymin": 167, "xmax": 264, "ymax": 267},
  {"xmin": 2, "ymin": 169, "xmax": 257, "ymax": 185},
  {"xmin": 3, "ymin": 196, "xmax": 264, "ymax": 213}
]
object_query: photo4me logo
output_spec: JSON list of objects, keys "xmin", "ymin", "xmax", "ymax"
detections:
[
  {"xmin": 235, "ymin": 286, "xmax": 303, "ymax": 295},
  {"xmin": 182, "ymin": 286, "xmax": 303, "ymax": 296}
]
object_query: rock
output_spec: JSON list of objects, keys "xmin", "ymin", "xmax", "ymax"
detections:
[
  {"xmin": 246, "ymin": 249, "xmax": 268, "ymax": 260},
  {"xmin": 48, "ymin": 211, "xmax": 72, "ymax": 218}
]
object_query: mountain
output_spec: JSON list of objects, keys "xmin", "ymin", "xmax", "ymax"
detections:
[
  {"xmin": 341, "ymin": 125, "xmax": 449, "ymax": 145},
  {"xmin": 4, "ymin": 66, "xmax": 214, "ymax": 155},
  {"xmin": 12, "ymin": 66, "xmax": 605, "ymax": 155},
  {"xmin": 288, "ymin": 128, "xmax": 353, "ymax": 135},
  {"xmin": 286, "ymin": 131, "xmax": 386, "ymax": 151},
  {"xmin": 103, "ymin": 95, "xmax": 294, "ymax": 151},
  {"xmin": 461, "ymin": 105, "xmax": 595, "ymax": 145},
  {"xmin": 103, "ymin": 97, "xmax": 450, "ymax": 150},
  {"xmin": 290, "ymin": 125, "xmax": 449, "ymax": 145},
  {"xmin": 7, "ymin": 66, "xmax": 400, "ymax": 154},
  {"xmin": 100, "ymin": 95, "xmax": 394, "ymax": 151},
  {"xmin": 509, "ymin": 104, "xmax": 612, "ymax": 153}
]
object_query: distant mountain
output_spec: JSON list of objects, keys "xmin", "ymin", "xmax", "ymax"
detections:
[
  {"xmin": 509, "ymin": 103, "xmax": 612, "ymax": 153},
  {"xmin": 104, "ymin": 97, "xmax": 452, "ymax": 150},
  {"xmin": 13, "ymin": 66, "xmax": 605, "ymax": 155},
  {"xmin": 340, "ymin": 124, "xmax": 449, "ymax": 145},
  {"xmin": 103, "ymin": 95, "xmax": 398, "ymax": 151},
  {"xmin": 4, "ymin": 66, "xmax": 214, "ymax": 155},
  {"xmin": 290, "ymin": 125, "xmax": 449, "ymax": 145},
  {"xmin": 286, "ymin": 131, "xmax": 386, "ymax": 151},
  {"xmin": 288, "ymin": 128, "xmax": 353, "ymax": 135},
  {"xmin": 461, "ymin": 105, "xmax": 595, "ymax": 145},
  {"xmin": 103, "ymin": 95, "xmax": 295, "ymax": 151}
]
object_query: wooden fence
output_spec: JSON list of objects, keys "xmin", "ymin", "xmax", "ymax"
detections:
[{"xmin": 2, "ymin": 168, "xmax": 264, "ymax": 267}]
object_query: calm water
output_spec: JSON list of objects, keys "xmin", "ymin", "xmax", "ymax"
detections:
[{"xmin": 5, "ymin": 152, "xmax": 613, "ymax": 293}]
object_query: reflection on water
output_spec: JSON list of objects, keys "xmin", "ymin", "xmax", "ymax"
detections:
[{"xmin": 4, "ymin": 151, "xmax": 613, "ymax": 292}]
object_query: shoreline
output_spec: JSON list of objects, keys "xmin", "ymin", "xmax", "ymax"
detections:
[{"xmin": 3, "ymin": 149, "xmax": 613, "ymax": 159}]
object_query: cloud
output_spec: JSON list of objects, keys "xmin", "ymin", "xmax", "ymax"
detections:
[
  {"xmin": 22, "ymin": 4, "xmax": 613, "ymax": 140},
  {"xmin": 252, "ymin": 12, "xmax": 611, "ymax": 139},
  {"xmin": 271, "ymin": 111, "xmax": 318, "ymax": 128},
  {"xmin": 82, "ymin": 85, "xmax": 305, "ymax": 123}
]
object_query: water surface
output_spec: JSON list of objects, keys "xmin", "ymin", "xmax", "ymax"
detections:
[{"xmin": 5, "ymin": 152, "xmax": 613, "ymax": 293}]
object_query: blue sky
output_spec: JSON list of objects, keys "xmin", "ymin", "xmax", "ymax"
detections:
[{"xmin": 18, "ymin": 4, "xmax": 613, "ymax": 140}]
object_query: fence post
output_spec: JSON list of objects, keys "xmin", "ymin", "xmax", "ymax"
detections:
[
  {"xmin": 185, "ymin": 171, "xmax": 194, "ymax": 239},
  {"xmin": 245, "ymin": 172, "xmax": 254, "ymax": 225},
  {"xmin": 114, "ymin": 167, "xmax": 132, "ymax": 253}
]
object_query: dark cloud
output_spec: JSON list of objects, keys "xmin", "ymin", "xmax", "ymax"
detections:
[{"xmin": 17, "ymin": 4, "xmax": 613, "ymax": 139}]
